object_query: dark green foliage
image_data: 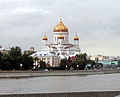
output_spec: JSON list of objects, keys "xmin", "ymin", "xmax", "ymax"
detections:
[
  {"xmin": 8, "ymin": 47, "xmax": 22, "ymax": 70},
  {"xmin": 60, "ymin": 58, "xmax": 72, "ymax": 70},
  {"xmin": 0, "ymin": 47, "xmax": 22, "ymax": 70},
  {"xmin": 86, "ymin": 59, "xmax": 96, "ymax": 69},
  {"xmin": 0, "ymin": 52, "xmax": 2, "ymax": 68},
  {"xmin": 72, "ymin": 59, "xmax": 86, "ymax": 70},
  {"xmin": 60, "ymin": 53, "xmax": 96, "ymax": 70},
  {"xmin": 0, "ymin": 54, "xmax": 12, "ymax": 70},
  {"xmin": 39, "ymin": 60, "xmax": 46, "ymax": 69},
  {"xmin": 72, "ymin": 53, "xmax": 87, "ymax": 70},
  {"xmin": 0, "ymin": 51, "xmax": 2, "ymax": 58},
  {"xmin": 8, "ymin": 47, "xmax": 21, "ymax": 57},
  {"xmin": 60, "ymin": 59, "xmax": 68, "ymax": 70},
  {"xmin": 0, "ymin": 46, "xmax": 34, "ymax": 70},
  {"xmin": 21, "ymin": 51, "xmax": 34, "ymax": 70},
  {"xmin": 71, "ymin": 60, "xmax": 78, "ymax": 70},
  {"xmin": 118, "ymin": 60, "xmax": 120, "ymax": 67},
  {"xmin": 77, "ymin": 53, "xmax": 87, "ymax": 59}
]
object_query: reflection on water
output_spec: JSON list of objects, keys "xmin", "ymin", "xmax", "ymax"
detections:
[{"xmin": 0, "ymin": 73, "xmax": 120, "ymax": 94}]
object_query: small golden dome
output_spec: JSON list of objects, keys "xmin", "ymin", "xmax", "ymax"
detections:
[
  {"xmin": 58, "ymin": 34, "xmax": 64, "ymax": 39},
  {"xmin": 43, "ymin": 36, "xmax": 48, "ymax": 40},
  {"xmin": 74, "ymin": 36, "xmax": 79, "ymax": 40},
  {"xmin": 53, "ymin": 19, "xmax": 68, "ymax": 32}
]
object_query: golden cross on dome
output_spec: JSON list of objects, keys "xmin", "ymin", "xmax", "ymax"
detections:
[
  {"xmin": 76, "ymin": 32, "xmax": 78, "ymax": 36},
  {"xmin": 59, "ymin": 16, "xmax": 62, "ymax": 22},
  {"xmin": 44, "ymin": 32, "xmax": 46, "ymax": 36}
]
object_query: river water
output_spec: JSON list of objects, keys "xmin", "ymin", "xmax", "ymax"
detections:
[{"xmin": 0, "ymin": 73, "xmax": 120, "ymax": 94}]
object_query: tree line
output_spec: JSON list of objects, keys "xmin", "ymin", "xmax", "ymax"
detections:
[
  {"xmin": 59, "ymin": 53, "xmax": 96, "ymax": 70},
  {"xmin": 0, "ymin": 46, "xmax": 34, "ymax": 70}
]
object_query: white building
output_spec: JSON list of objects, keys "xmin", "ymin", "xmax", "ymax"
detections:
[
  {"xmin": 32, "ymin": 19, "xmax": 81, "ymax": 67},
  {"xmin": 0, "ymin": 45, "xmax": 10, "ymax": 54},
  {"xmin": 31, "ymin": 51, "xmax": 61, "ymax": 67},
  {"xmin": 89, "ymin": 55, "xmax": 105, "ymax": 61}
]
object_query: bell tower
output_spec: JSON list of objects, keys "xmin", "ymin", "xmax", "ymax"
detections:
[{"xmin": 42, "ymin": 32, "xmax": 48, "ymax": 47}]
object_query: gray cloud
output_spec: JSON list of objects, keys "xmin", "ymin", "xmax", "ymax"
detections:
[{"xmin": 0, "ymin": 0, "xmax": 120, "ymax": 56}]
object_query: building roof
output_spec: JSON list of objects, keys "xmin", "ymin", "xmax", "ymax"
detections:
[{"xmin": 31, "ymin": 51, "xmax": 59, "ymax": 58}]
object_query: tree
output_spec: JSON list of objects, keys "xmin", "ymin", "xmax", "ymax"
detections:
[
  {"xmin": 0, "ymin": 52, "xmax": 2, "ymax": 68},
  {"xmin": 0, "ymin": 46, "xmax": 34, "ymax": 70},
  {"xmin": 0, "ymin": 51, "xmax": 2, "ymax": 58},
  {"xmin": 21, "ymin": 51, "xmax": 34, "ymax": 70},
  {"xmin": 60, "ymin": 59, "xmax": 68, "ymax": 70},
  {"xmin": 86, "ymin": 59, "xmax": 95, "ymax": 68},
  {"xmin": 0, "ymin": 53, "xmax": 13, "ymax": 70},
  {"xmin": 76, "ymin": 53, "xmax": 87, "ymax": 60},
  {"xmin": 39, "ymin": 60, "xmax": 46, "ymax": 69},
  {"xmin": 73, "ymin": 53, "xmax": 87, "ymax": 70},
  {"xmin": 71, "ymin": 60, "xmax": 78, "ymax": 70},
  {"xmin": 118, "ymin": 60, "xmax": 120, "ymax": 67},
  {"xmin": 8, "ymin": 46, "xmax": 22, "ymax": 70},
  {"xmin": 91, "ymin": 60, "xmax": 96, "ymax": 68}
]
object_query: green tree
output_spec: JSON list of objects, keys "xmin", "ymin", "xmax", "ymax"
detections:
[
  {"xmin": 73, "ymin": 53, "xmax": 87, "ymax": 70},
  {"xmin": 0, "ymin": 52, "xmax": 2, "ymax": 68},
  {"xmin": 71, "ymin": 60, "xmax": 78, "ymax": 70},
  {"xmin": 118, "ymin": 60, "xmax": 120, "ymax": 67},
  {"xmin": 8, "ymin": 46, "xmax": 22, "ymax": 70},
  {"xmin": 21, "ymin": 51, "xmax": 34, "ymax": 70},
  {"xmin": 86, "ymin": 59, "xmax": 95, "ymax": 68},
  {"xmin": 76, "ymin": 53, "xmax": 87, "ymax": 60},
  {"xmin": 0, "ymin": 46, "xmax": 35, "ymax": 70},
  {"xmin": 0, "ymin": 54, "xmax": 12, "ymax": 70},
  {"xmin": 0, "ymin": 51, "xmax": 2, "ymax": 58},
  {"xmin": 39, "ymin": 60, "xmax": 46, "ymax": 69},
  {"xmin": 60, "ymin": 59, "xmax": 68, "ymax": 70}
]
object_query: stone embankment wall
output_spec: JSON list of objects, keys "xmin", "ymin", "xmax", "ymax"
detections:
[
  {"xmin": 0, "ymin": 69, "xmax": 120, "ymax": 78},
  {"xmin": 0, "ymin": 91, "xmax": 120, "ymax": 97}
]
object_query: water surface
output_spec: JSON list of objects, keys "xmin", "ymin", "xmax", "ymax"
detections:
[{"xmin": 0, "ymin": 73, "xmax": 120, "ymax": 94}]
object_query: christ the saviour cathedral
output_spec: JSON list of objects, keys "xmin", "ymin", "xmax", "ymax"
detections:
[{"xmin": 32, "ymin": 19, "xmax": 81, "ymax": 67}]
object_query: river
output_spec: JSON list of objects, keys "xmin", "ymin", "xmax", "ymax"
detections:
[{"xmin": 0, "ymin": 73, "xmax": 120, "ymax": 94}]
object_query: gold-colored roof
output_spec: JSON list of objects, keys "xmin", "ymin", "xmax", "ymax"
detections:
[
  {"xmin": 53, "ymin": 19, "xmax": 68, "ymax": 32},
  {"xmin": 74, "ymin": 36, "xmax": 79, "ymax": 40},
  {"xmin": 43, "ymin": 35, "xmax": 48, "ymax": 40},
  {"xmin": 58, "ymin": 34, "xmax": 64, "ymax": 39}
]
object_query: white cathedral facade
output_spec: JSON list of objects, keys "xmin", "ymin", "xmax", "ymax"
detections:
[{"xmin": 32, "ymin": 19, "xmax": 80, "ymax": 67}]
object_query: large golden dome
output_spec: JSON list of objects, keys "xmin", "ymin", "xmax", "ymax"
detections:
[{"xmin": 53, "ymin": 19, "xmax": 68, "ymax": 32}]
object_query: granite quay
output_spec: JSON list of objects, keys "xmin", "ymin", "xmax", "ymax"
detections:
[
  {"xmin": 0, "ymin": 91, "xmax": 120, "ymax": 97},
  {"xmin": 0, "ymin": 69, "xmax": 120, "ymax": 78}
]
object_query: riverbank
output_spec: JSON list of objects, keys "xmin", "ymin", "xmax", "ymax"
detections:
[
  {"xmin": 0, "ymin": 91, "xmax": 120, "ymax": 97},
  {"xmin": 0, "ymin": 69, "xmax": 120, "ymax": 78}
]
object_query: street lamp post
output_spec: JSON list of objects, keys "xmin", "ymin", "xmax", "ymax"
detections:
[
  {"xmin": 66, "ymin": 65, "xmax": 68, "ymax": 70},
  {"xmin": 77, "ymin": 65, "xmax": 79, "ymax": 70}
]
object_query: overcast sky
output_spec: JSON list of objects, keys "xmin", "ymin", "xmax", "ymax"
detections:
[{"xmin": 0, "ymin": 0, "xmax": 120, "ymax": 56}]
